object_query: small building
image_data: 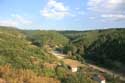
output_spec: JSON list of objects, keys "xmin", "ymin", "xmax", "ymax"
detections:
[
  {"xmin": 69, "ymin": 65, "xmax": 78, "ymax": 72},
  {"xmin": 63, "ymin": 59, "xmax": 83, "ymax": 72},
  {"xmin": 92, "ymin": 74, "xmax": 106, "ymax": 83}
]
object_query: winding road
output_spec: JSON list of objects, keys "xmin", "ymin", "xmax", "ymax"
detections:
[{"xmin": 50, "ymin": 50, "xmax": 125, "ymax": 81}]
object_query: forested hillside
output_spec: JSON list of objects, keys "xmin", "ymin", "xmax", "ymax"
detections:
[
  {"xmin": 60, "ymin": 28, "xmax": 125, "ymax": 73},
  {"xmin": 24, "ymin": 30, "xmax": 69, "ymax": 48},
  {"xmin": 0, "ymin": 26, "xmax": 124, "ymax": 83},
  {"xmin": 0, "ymin": 26, "xmax": 97, "ymax": 83},
  {"xmin": 85, "ymin": 29, "xmax": 125, "ymax": 71}
]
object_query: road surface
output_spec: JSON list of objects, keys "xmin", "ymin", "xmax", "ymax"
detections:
[{"xmin": 50, "ymin": 50, "xmax": 125, "ymax": 81}]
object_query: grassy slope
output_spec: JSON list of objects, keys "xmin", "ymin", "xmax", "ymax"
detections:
[
  {"xmin": 0, "ymin": 26, "xmax": 57, "ymax": 68},
  {"xmin": 0, "ymin": 26, "xmax": 124, "ymax": 83},
  {"xmin": 0, "ymin": 26, "xmax": 61, "ymax": 82}
]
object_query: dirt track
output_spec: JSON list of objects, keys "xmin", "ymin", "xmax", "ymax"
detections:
[{"xmin": 51, "ymin": 50, "xmax": 125, "ymax": 81}]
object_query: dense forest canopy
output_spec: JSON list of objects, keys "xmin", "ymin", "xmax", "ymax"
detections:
[{"xmin": 59, "ymin": 28, "xmax": 125, "ymax": 72}]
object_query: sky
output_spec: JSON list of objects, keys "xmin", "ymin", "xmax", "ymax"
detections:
[{"xmin": 0, "ymin": 0, "xmax": 125, "ymax": 30}]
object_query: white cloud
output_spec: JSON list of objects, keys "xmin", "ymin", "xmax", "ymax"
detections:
[
  {"xmin": 87, "ymin": 0, "xmax": 125, "ymax": 21},
  {"xmin": 40, "ymin": 0, "xmax": 70, "ymax": 19},
  {"xmin": 0, "ymin": 14, "xmax": 33, "ymax": 27},
  {"xmin": 88, "ymin": 0, "xmax": 125, "ymax": 13},
  {"xmin": 101, "ymin": 14, "xmax": 125, "ymax": 21}
]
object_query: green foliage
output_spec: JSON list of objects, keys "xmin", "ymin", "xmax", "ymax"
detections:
[
  {"xmin": 56, "ymin": 66, "xmax": 67, "ymax": 79},
  {"xmin": 0, "ymin": 26, "xmax": 56, "ymax": 69},
  {"xmin": 59, "ymin": 31, "xmax": 84, "ymax": 40},
  {"xmin": 62, "ymin": 72, "xmax": 96, "ymax": 83},
  {"xmin": 85, "ymin": 29, "xmax": 125, "ymax": 69},
  {"xmin": 0, "ymin": 26, "xmax": 125, "ymax": 83},
  {"xmin": 63, "ymin": 43, "xmax": 77, "ymax": 56},
  {"xmin": 0, "ymin": 64, "xmax": 60, "ymax": 83},
  {"xmin": 24, "ymin": 30, "xmax": 69, "ymax": 47},
  {"xmin": 42, "ymin": 68, "xmax": 56, "ymax": 77},
  {"xmin": 61, "ymin": 28, "xmax": 125, "ymax": 72}
]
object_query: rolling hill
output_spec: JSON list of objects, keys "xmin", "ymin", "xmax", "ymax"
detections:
[{"xmin": 0, "ymin": 26, "xmax": 124, "ymax": 83}]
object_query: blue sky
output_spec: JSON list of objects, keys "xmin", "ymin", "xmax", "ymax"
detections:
[{"xmin": 0, "ymin": 0, "xmax": 125, "ymax": 30}]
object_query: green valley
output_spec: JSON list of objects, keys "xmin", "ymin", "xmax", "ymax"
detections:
[{"xmin": 0, "ymin": 26, "xmax": 125, "ymax": 83}]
